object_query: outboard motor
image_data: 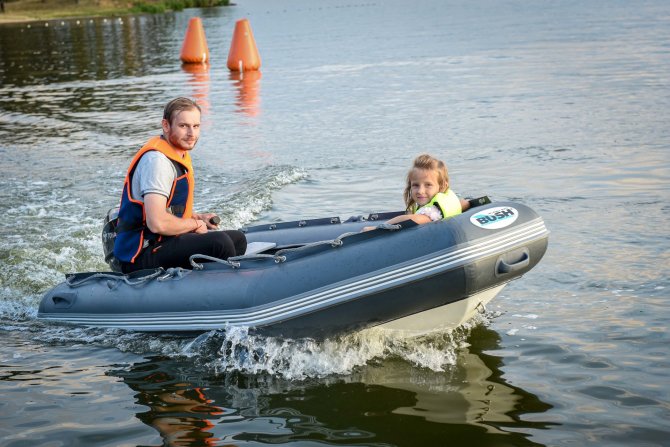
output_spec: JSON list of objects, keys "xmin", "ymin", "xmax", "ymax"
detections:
[{"xmin": 102, "ymin": 207, "xmax": 122, "ymax": 272}]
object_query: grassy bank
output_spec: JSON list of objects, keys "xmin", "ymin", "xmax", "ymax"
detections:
[{"xmin": 0, "ymin": 0, "xmax": 228, "ymax": 24}]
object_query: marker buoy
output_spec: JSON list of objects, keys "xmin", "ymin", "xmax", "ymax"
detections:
[
  {"xmin": 227, "ymin": 19, "xmax": 261, "ymax": 71},
  {"xmin": 180, "ymin": 17, "xmax": 209, "ymax": 64}
]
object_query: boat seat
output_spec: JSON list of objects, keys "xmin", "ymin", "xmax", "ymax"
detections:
[{"xmin": 244, "ymin": 241, "xmax": 277, "ymax": 255}]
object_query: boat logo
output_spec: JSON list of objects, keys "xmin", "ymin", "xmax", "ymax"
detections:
[{"xmin": 470, "ymin": 207, "xmax": 518, "ymax": 229}]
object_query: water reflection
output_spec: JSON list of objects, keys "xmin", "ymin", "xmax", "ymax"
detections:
[
  {"xmin": 0, "ymin": 14, "xmax": 177, "ymax": 88},
  {"xmin": 181, "ymin": 63, "xmax": 211, "ymax": 117},
  {"xmin": 229, "ymin": 70, "xmax": 262, "ymax": 117},
  {"xmin": 354, "ymin": 326, "xmax": 555, "ymax": 437},
  {"xmin": 111, "ymin": 327, "xmax": 553, "ymax": 446},
  {"xmin": 128, "ymin": 368, "xmax": 226, "ymax": 446}
]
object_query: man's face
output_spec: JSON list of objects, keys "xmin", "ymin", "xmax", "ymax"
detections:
[{"xmin": 162, "ymin": 108, "xmax": 201, "ymax": 151}]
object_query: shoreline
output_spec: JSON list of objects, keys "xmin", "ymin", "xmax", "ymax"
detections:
[
  {"xmin": 0, "ymin": 0, "xmax": 128, "ymax": 24},
  {"xmin": 0, "ymin": 13, "xmax": 129, "ymax": 25},
  {"xmin": 0, "ymin": 0, "xmax": 229, "ymax": 26}
]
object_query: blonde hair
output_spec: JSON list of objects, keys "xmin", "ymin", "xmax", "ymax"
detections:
[{"xmin": 403, "ymin": 154, "xmax": 450, "ymax": 212}]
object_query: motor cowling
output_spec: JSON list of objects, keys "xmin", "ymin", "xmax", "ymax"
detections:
[{"xmin": 102, "ymin": 207, "xmax": 122, "ymax": 272}]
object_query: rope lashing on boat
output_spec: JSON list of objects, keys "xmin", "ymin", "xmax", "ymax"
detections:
[
  {"xmin": 65, "ymin": 269, "xmax": 165, "ymax": 287},
  {"xmin": 189, "ymin": 224, "xmax": 404, "ymax": 269},
  {"xmin": 373, "ymin": 223, "xmax": 403, "ymax": 231},
  {"xmin": 189, "ymin": 254, "xmax": 242, "ymax": 270},
  {"xmin": 229, "ymin": 253, "xmax": 287, "ymax": 263},
  {"xmin": 66, "ymin": 224, "xmax": 404, "ymax": 287},
  {"xmin": 274, "ymin": 226, "xmax": 400, "ymax": 256},
  {"xmin": 275, "ymin": 240, "xmax": 331, "ymax": 256},
  {"xmin": 331, "ymin": 231, "xmax": 360, "ymax": 247},
  {"xmin": 157, "ymin": 267, "xmax": 191, "ymax": 281}
]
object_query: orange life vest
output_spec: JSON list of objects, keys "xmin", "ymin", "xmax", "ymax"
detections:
[{"xmin": 113, "ymin": 136, "xmax": 195, "ymax": 263}]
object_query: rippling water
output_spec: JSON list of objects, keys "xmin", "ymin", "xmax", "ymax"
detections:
[{"xmin": 1, "ymin": 0, "xmax": 669, "ymax": 445}]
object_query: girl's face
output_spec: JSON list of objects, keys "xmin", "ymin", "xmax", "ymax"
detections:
[{"xmin": 410, "ymin": 168, "xmax": 440, "ymax": 206}]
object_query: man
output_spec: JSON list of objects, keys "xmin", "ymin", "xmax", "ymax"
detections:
[{"xmin": 114, "ymin": 97, "xmax": 246, "ymax": 273}]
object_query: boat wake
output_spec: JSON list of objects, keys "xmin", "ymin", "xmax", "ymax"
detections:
[
  {"xmin": 16, "ymin": 316, "xmax": 488, "ymax": 380},
  {"xmin": 0, "ymin": 164, "xmax": 306, "ymax": 314},
  {"xmin": 185, "ymin": 326, "xmax": 476, "ymax": 380}
]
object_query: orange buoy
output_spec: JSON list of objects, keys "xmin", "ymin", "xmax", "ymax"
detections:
[
  {"xmin": 180, "ymin": 17, "xmax": 209, "ymax": 64},
  {"xmin": 227, "ymin": 19, "xmax": 261, "ymax": 72}
]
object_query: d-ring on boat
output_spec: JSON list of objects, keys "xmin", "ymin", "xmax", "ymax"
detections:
[{"xmin": 38, "ymin": 201, "xmax": 549, "ymax": 339}]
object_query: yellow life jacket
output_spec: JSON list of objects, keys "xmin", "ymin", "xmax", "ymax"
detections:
[{"xmin": 413, "ymin": 190, "xmax": 462, "ymax": 220}]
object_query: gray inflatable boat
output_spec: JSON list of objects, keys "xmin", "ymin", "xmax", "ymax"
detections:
[{"xmin": 37, "ymin": 202, "xmax": 549, "ymax": 339}]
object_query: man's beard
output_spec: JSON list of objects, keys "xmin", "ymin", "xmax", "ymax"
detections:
[{"xmin": 169, "ymin": 134, "xmax": 197, "ymax": 151}]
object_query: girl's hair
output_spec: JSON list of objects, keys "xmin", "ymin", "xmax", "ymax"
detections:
[
  {"xmin": 163, "ymin": 97, "xmax": 201, "ymax": 124},
  {"xmin": 403, "ymin": 154, "xmax": 449, "ymax": 212}
]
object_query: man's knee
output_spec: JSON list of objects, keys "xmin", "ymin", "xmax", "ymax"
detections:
[
  {"xmin": 226, "ymin": 230, "xmax": 247, "ymax": 256},
  {"xmin": 207, "ymin": 232, "xmax": 237, "ymax": 258}
]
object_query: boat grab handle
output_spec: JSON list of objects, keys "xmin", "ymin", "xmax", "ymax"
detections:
[
  {"xmin": 52, "ymin": 293, "xmax": 76, "ymax": 309},
  {"xmin": 495, "ymin": 249, "xmax": 530, "ymax": 276}
]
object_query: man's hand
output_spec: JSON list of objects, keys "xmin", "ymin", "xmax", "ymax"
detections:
[
  {"xmin": 193, "ymin": 212, "xmax": 220, "ymax": 229},
  {"xmin": 192, "ymin": 219, "xmax": 209, "ymax": 234},
  {"xmin": 145, "ymin": 193, "xmax": 208, "ymax": 235}
]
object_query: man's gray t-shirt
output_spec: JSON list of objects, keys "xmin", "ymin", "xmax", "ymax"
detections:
[{"xmin": 130, "ymin": 151, "xmax": 178, "ymax": 202}]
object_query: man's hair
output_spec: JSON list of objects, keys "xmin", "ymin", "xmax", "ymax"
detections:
[{"xmin": 163, "ymin": 97, "xmax": 201, "ymax": 124}]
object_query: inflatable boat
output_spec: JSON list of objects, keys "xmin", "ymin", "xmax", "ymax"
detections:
[{"xmin": 37, "ymin": 202, "xmax": 549, "ymax": 339}]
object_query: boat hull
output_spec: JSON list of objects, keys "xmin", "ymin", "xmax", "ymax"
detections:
[
  {"xmin": 37, "ymin": 202, "xmax": 549, "ymax": 338},
  {"xmin": 378, "ymin": 284, "xmax": 506, "ymax": 335}
]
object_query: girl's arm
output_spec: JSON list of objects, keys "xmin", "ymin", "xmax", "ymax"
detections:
[
  {"xmin": 386, "ymin": 213, "xmax": 432, "ymax": 225},
  {"xmin": 362, "ymin": 213, "xmax": 431, "ymax": 232}
]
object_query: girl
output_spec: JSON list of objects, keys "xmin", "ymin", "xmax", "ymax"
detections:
[{"xmin": 385, "ymin": 154, "xmax": 470, "ymax": 226}]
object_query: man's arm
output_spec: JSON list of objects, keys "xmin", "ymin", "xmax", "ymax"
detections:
[{"xmin": 144, "ymin": 193, "xmax": 208, "ymax": 235}]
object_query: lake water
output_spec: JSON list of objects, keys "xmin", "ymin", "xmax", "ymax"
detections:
[{"xmin": 1, "ymin": 0, "xmax": 669, "ymax": 445}]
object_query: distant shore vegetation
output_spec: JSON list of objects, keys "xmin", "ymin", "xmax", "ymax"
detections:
[
  {"xmin": 131, "ymin": 0, "xmax": 228, "ymax": 14},
  {"xmin": 0, "ymin": 0, "xmax": 229, "ymax": 23}
]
